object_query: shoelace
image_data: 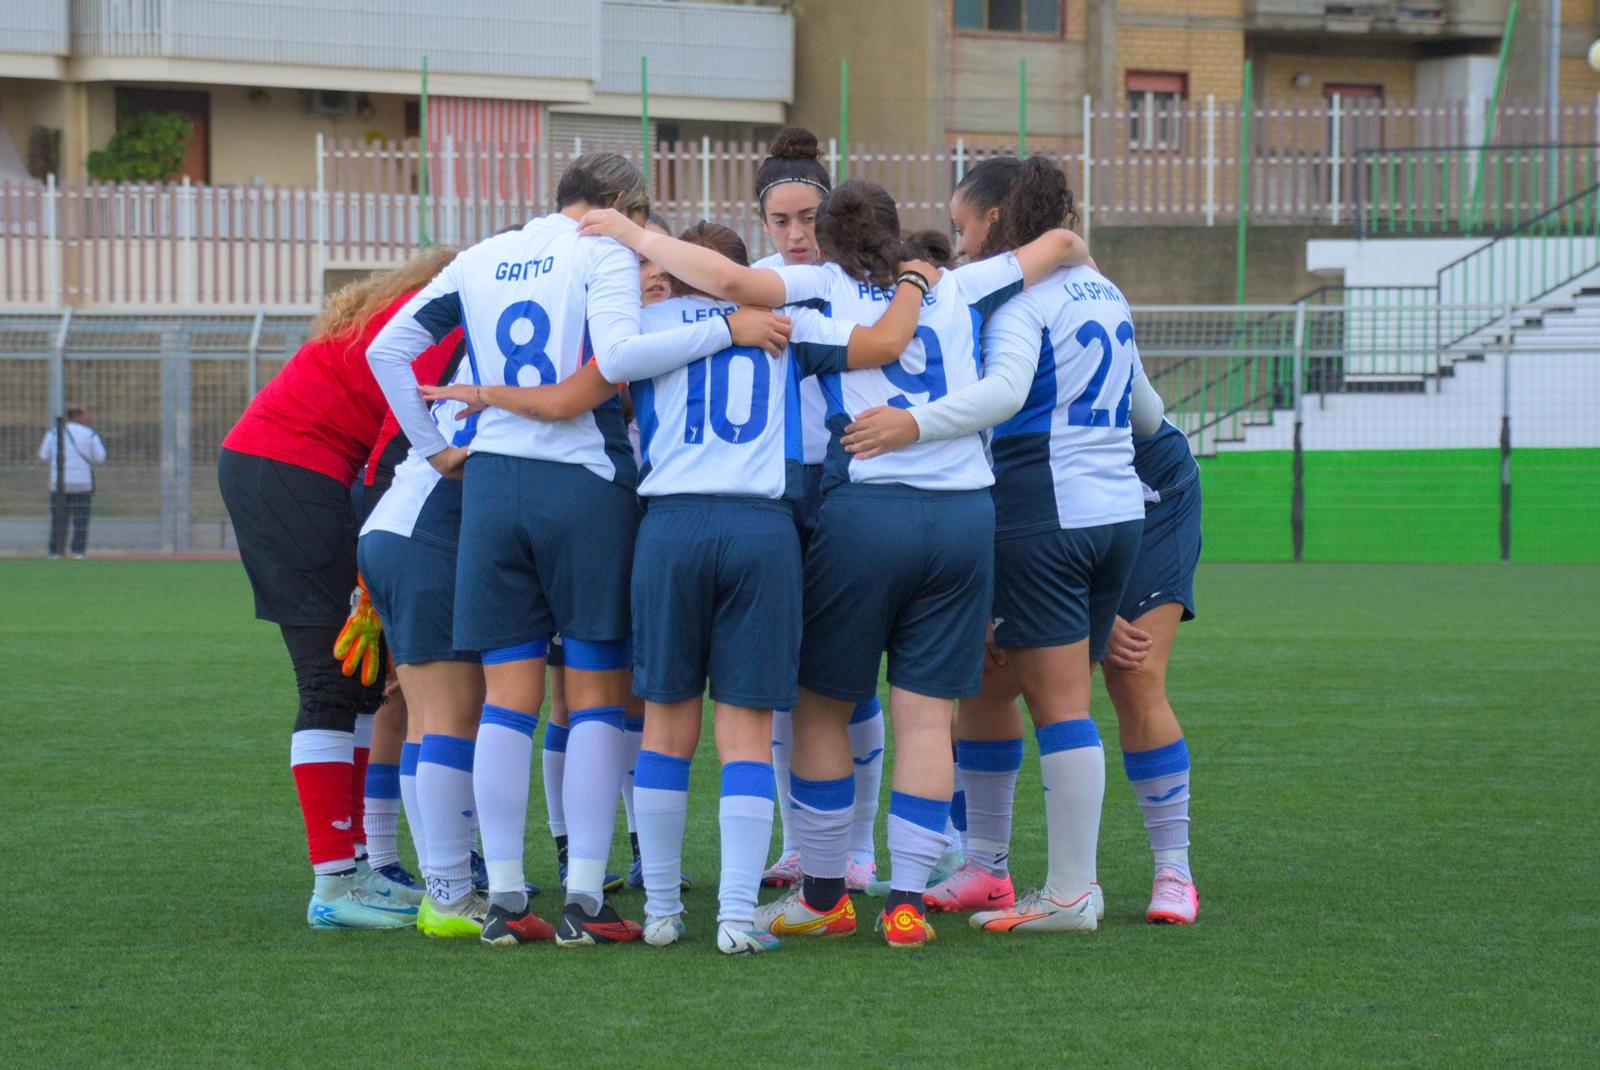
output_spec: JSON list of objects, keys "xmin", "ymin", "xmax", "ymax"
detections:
[{"xmin": 1151, "ymin": 873, "xmax": 1192, "ymax": 906}]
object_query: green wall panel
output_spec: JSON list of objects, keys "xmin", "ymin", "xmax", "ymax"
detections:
[{"xmin": 1195, "ymin": 448, "xmax": 1597, "ymax": 563}]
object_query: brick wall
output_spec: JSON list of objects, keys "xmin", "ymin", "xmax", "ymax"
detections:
[{"xmin": 1117, "ymin": 26, "xmax": 1246, "ymax": 100}]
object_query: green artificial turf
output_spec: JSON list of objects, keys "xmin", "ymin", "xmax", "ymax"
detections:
[{"xmin": 3, "ymin": 561, "xmax": 1597, "ymax": 1067}]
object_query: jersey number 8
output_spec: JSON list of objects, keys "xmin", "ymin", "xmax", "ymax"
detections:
[
  {"xmin": 684, "ymin": 346, "xmax": 770, "ymax": 445},
  {"xmin": 496, "ymin": 300, "xmax": 557, "ymax": 386}
]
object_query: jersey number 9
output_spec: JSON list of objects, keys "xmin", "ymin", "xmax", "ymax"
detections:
[{"xmin": 884, "ymin": 327, "xmax": 948, "ymax": 411}]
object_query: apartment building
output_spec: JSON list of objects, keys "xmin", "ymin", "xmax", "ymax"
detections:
[
  {"xmin": 0, "ymin": 0, "xmax": 793, "ymax": 186},
  {"xmin": 787, "ymin": 0, "xmax": 1600, "ymax": 147}
]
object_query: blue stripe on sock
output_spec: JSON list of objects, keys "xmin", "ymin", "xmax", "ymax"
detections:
[
  {"xmin": 1037, "ymin": 717, "xmax": 1101, "ymax": 755},
  {"xmin": 889, "ymin": 790, "xmax": 951, "ymax": 834},
  {"xmin": 400, "ymin": 741, "xmax": 421, "ymax": 776},
  {"xmin": 365, "ymin": 762, "xmax": 401, "ymax": 799},
  {"xmin": 568, "ymin": 705, "xmax": 625, "ymax": 731},
  {"xmin": 790, "ymin": 773, "xmax": 853, "ymax": 812},
  {"xmin": 1123, "ymin": 737, "xmax": 1190, "ymax": 781},
  {"xmin": 720, "ymin": 760, "xmax": 776, "ymax": 800},
  {"xmin": 419, "ymin": 733, "xmax": 474, "ymax": 773},
  {"xmin": 481, "ymin": 704, "xmax": 539, "ymax": 738},
  {"xmin": 635, "ymin": 750, "xmax": 691, "ymax": 792},
  {"xmin": 849, "ymin": 696, "xmax": 882, "ymax": 724},
  {"xmin": 957, "ymin": 737, "xmax": 1024, "ymax": 773},
  {"xmin": 563, "ymin": 637, "xmax": 631, "ymax": 671},
  {"xmin": 949, "ymin": 790, "xmax": 967, "ymax": 832},
  {"xmin": 481, "ymin": 638, "xmax": 548, "ymax": 665},
  {"xmin": 544, "ymin": 722, "xmax": 569, "ymax": 753},
  {"xmin": 623, "ymin": 716, "xmax": 646, "ymax": 734}
]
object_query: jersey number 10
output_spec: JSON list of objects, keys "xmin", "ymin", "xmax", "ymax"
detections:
[{"xmin": 684, "ymin": 347, "xmax": 770, "ymax": 445}]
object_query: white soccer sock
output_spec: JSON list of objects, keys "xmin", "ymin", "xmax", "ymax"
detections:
[
  {"xmin": 770, "ymin": 707, "xmax": 795, "ymax": 854},
  {"xmin": 1037, "ymin": 719, "xmax": 1105, "ymax": 901},
  {"xmin": 1124, "ymin": 738, "xmax": 1193, "ymax": 881},
  {"xmin": 887, "ymin": 791, "xmax": 953, "ymax": 894},
  {"xmin": 399, "ymin": 741, "xmax": 426, "ymax": 870},
  {"xmin": 563, "ymin": 707, "xmax": 628, "ymax": 910},
  {"xmin": 846, "ymin": 697, "xmax": 884, "ymax": 866},
  {"xmin": 633, "ymin": 749, "xmax": 690, "ymax": 920},
  {"xmin": 473, "ymin": 704, "xmax": 538, "ymax": 911},
  {"xmin": 719, "ymin": 762, "xmax": 776, "ymax": 927},
  {"xmin": 956, "ymin": 737, "xmax": 1024, "ymax": 876},
  {"xmin": 788, "ymin": 773, "xmax": 853, "ymax": 880},
  {"xmin": 363, "ymin": 762, "xmax": 401, "ymax": 870},
  {"xmin": 621, "ymin": 715, "xmax": 645, "ymax": 836},
  {"xmin": 542, "ymin": 720, "xmax": 568, "ymax": 839},
  {"xmin": 418, "ymin": 733, "xmax": 475, "ymax": 904}
]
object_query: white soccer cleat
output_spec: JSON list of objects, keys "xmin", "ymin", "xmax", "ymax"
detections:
[
  {"xmin": 970, "ymin": 886, "xmax": 1098, "ymax": 934},
  {"xmin": 643, "ymin": 913, "xmax": 687, "ymax": 947},
  {"xmin": 717, "ymin": 922, "xmax": 780, "ymax": 955},
  {"xmin": 761, "ymin": 849, "xmax": 803, "ymax": 887},
  {"xmin": 356, "ymin": 861, "xmax": 426, "ymax": 906},
  {"xmin": 844, "ymin": 857, "xmax": 877, "ymax": 892},
  {"xmin": 754, "ymin": 887, "xmax": 857, "ymax": 937},
  {"xmin": 306, "ymin": 874, "xmax": 417, "ymax": 930},
  {"xmin": 1091, "ymin": 881, "xmax": 1105, "ymax": 921},
  {"xmin": 1145, "ymin": 869, "xmax": 1198, "ymax": 925}
]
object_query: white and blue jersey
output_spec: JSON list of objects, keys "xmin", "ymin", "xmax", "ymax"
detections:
[
  {"xmin": 633, "ymin": 294, "xmax": 851, "ymax": 500},
  {"xmin": 987, "ymin": 265, "xmax": 1148, "ymax": 536},
  {"xmin": 754, "ymin": 252, "xmax": 830, "ymax": 467},
  {"xmin": 1133, "ymin": 417, "xmax": 1200, "ymax": 504},
  {"xmin": 777, "ymin": 255, "xmax": 1023, "ymax": 493},
  {"xmin": 374, "ymin": 212, "xmax": 640, "ymax": 484},
  {"xmin": 361, "ymin": 383, "xmax": 477, "ymax": 549}
]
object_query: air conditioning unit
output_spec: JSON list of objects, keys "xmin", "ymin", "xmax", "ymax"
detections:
[{"xmin": 305, "ymin": 90, "xmax": 354, "ymax": 118}]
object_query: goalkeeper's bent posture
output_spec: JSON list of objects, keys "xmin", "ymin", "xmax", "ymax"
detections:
[{"xmin": 217, "ymin": 248, "xmax": 461, "ymax": 930}]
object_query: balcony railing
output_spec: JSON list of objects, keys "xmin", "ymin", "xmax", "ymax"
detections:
[
  {"xmin": 63, "ymin": 1, "xmax": 795, "ymax": 103},
  {"xmin": 1, "ymin": 1, "xmax": 68, "ymax": 56},
  {"xmin": 600, "ymin": 0, "xmax": 793, "ymax": 103},
  {"xmin": 69, "ymin": 0, "xmax": 596, "ymax": 80}
]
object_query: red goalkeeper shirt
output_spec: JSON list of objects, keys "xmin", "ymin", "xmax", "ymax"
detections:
[{"xmin": 222, "ymin": 293, "xmax": 461, "ymax": 487}]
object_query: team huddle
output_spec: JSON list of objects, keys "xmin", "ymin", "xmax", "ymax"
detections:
[{"xmin": 219, "ymin": 127, "xmax": 1201, "ymax": 954}]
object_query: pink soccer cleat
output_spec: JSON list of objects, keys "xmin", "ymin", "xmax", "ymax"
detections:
[
  {"xmin": 923, "ymin": 863, "xmax": 1016, "ymax": 913},
  {"xmin": 844, "ymin": 857, "xmax": 877, "ymax": 892},
  {"xmin": 761, "ymin": 850, "xmax": 803, "ymax": 888},
  {"xmin": 1145, "ymin": 869, "xmax": 1199, "ymax": 925}
]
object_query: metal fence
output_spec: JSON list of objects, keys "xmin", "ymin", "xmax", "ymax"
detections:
[
  {"xmin": 1, "ymin": 302, "xmax": 1594, "ymax": 560},
  {"xmin": 6, "ymin": 96, "xmax": 1600, "ymax": 310}
]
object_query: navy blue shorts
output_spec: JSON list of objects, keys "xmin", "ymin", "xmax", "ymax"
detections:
[
  {"xmin": 359, "ymin": 530, "xmax": 478, "ymax": 666},
  {"xmin": 799, "ymin": 484, "xmax": 994, "ymax": 703},
  {"xmin": 1119, "ymin": 477, "xmax": 1201, "ymax": 623},
  {"xmin": 453, "ymin": 454, "xmax": 641, "ymax": 653},
  {"xmin": 795, "ymin": 463, "xmax": 825, "ymax": 548},
  {"xmin": 632, "ymin": 495, "xmax": 802, "ymax": 709},
  {"xmin": 993, "ymin": 519, "xmax": 1144, "ymax": 661}
]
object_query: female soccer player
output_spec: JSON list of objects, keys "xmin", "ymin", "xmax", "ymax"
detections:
[
  {"xmin": 218, "ymin": 248, "xmax": 460, "ymax": 929},
  {"xmin": 1097, "ymin": 418, "xmax": 1203, "ymax": 925},
  {"xmin": 746, "ymin": 127, "xmax": 888, "ymax": 893},
  {"xmin": 843, "ymin": 156, "xmax": 1165, "ymax": 933},
  {"xmin": 582, "ymin": 180, "xmax": 1090, "ymax": 947},
  {"xmin": 357, "ymin": 354, "xmax": 490, "ymax": 936},
  {"xmin": 368, "ymin": 152, "xmax": 791, "ymax": 948},
  {"xmin": 426, "ymin": 219, "xmax": 929, "ymax": 952},
  {"xmin": 543, "ymin": 212, "xmax": 676, "ymax": 898}
]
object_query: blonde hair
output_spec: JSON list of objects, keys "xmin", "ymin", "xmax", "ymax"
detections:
[{"xmin": 312, "ymin": 245, "xmax": 458, "ymax": 341}]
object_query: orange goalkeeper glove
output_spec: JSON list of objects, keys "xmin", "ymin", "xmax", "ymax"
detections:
[{"xmin": 333, "ymin": 577, "xmax": 383, "ymax": 687}]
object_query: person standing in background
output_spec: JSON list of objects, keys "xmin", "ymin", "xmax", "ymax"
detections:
[{"xmin": 39, "ymin": 405, "xmax": 106, "ymax": 559}]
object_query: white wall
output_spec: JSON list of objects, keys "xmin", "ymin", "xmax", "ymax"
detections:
[{"xmin": 1307, "ymin": 237, "xmax": 1490, "ymax": 286}]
